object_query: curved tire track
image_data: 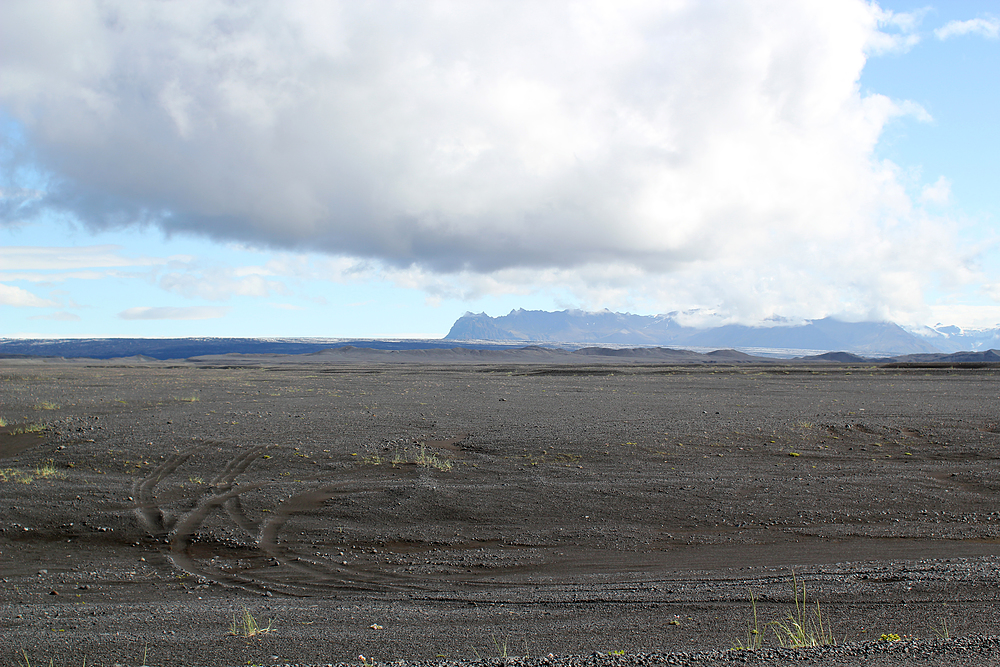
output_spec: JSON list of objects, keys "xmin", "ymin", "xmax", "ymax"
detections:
[{"xmin": 134, "ymin": 444, "xmax": 435, "ymax": 595}]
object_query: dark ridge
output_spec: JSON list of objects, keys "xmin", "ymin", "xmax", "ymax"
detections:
[
  {"xmin": 797, "ymin": 351, "xmax": 871, "ymax": 363},
  {"xmin": 890, "ymin": 349, "xmax": 1000, "ymax": 364},
  {"xmin": 573, "ymin": 346, "xmax": 700, "ymax": 358},
  {"xmin": 705, "ymin": 349, "xmax": 757, "ymax": 360},
  {"xmin": 0, "ymin": 337, "xmax": 531, "ymax": 361}
]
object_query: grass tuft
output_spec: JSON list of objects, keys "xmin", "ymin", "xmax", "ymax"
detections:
[
  {"xmin": 470, "ymin": 634, "xmax": 529, "ymax": 660},
  {"xmin": 731, "ymin": 588, "xmax": 763, "ymax": 650},
  {"xmin": 415, "ymin": 444, "xmax": 453, "ymax": 471},
  {"xmin": 732, "ymin": 572, "xmax": 836, "ymax": 651},
  {"xmin": 229, "ymin": 607, "xmax": 274, "ymax": 638},
  {"xmin": 770, "ymin": 571, "xmax": 835, "ymax": 648}
]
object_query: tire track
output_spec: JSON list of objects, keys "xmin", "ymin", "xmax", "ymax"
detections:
[
  {"xmin": 133, "ymin": 443, "xmax": 276, "ymax": 592},
  {"xmin": 133, "ymin": 444, "xmax": 543, "ymax": 596},
  {"xmin": 132, "ymin": 444, "xmax": 206, "ymax": 537},
  {"xmin": 133, "ymin": 444, "xmax": 430, "ymax": 594},
  {"xmin": 255, "ymin": 484, "xmax": 430, "ymax": 593}
]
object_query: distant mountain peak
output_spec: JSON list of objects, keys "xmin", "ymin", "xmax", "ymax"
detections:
[{"xmin": 444, "ymin": 310, "xmax": 951, "ymax": 356}]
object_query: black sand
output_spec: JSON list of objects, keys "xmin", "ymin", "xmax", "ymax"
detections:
[{"xmin": 2, "ymin": 358, "xmax": 1000, "ymax": 666}]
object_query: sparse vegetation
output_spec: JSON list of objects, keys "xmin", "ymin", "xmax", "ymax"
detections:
[
  {"xmin": 33, "ymin": 401, "xmax": 60, "ymax": 411},
  {"xmin": 770, "ymin": 572, "xmax": 835, "ymax": 648},
  {"xmin": 0, "ymin": 462, "xmax": 65, "ymax": 484},
  {"xmin": 229, "ymin": 607, "xmax": 273, "ymax": 638},
  {"xmin": 16, "ymin": 648, "xmax": 56, "ymax": 667},
  {"xmin": 18, "ymin": 645, "xmax": 150, "ymax": 667},
  {"xmin": 8, "ymin": 423, "xmax": 48, "ymax": 435},
  {"xmin": 36, "ymin": 462, "xmax": 60, "ymax": 478},
  {"xmin": 356, "ymin": 443, "xmax": 453, "ymax": 471},
  {"xmin": 471, "ymin": 634, "xmax": 527, "ymax": 660},
  {"xmin": 732, "ymin": 572, "xmax": 835, "ymax": 651},
  {"xmin": 415, "ymin": 444, "xmax": 453, "ymax": 471},
  {"xmin": 731, "ymin": 588, "xmax": 763, "ymax": 650}
]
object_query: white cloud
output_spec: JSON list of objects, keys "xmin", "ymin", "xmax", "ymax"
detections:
[
  {"xmin": 935, "ymin": 17, "xmax": 1000, "ymax": 40},
  {"xmin": 0, "ymin": 282, "xmax": 57, "ymax": 307},
  {"xmin": 158, "ymin": 268, "xmax": 287, "ymax": 301},
  {"xmin": 866, "ymin": 6, "xmax": 926, "ymax": 53},
  {"xmin": 928, "ymin": 304, "xmax": 1000, "ymax": 330},
  {"xmin": 920, "ymin": 176, "xmax": 952, "ymax": 205},
  {"xmin": 118, "ymin": 306, "xmax": 229, "ymax": 320},
  {"xmin": 0, "ymin": 270, "xmax": 107, "ymax": 283},
  {"xmin": 0, "ymin": 1, "xmax": 969, "ymax": 325},
  {"xmin": 0, "ymin": 245, "xmax": 164, "ymax": 270}
]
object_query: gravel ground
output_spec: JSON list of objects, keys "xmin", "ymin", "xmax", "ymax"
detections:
[
  {"xmin": 351, "ymin": 636, "xmax": 1000, "ymax": 667},
  {"xmin": 2, "ymin": 358, "xmax": 1000, "ymax": 666}
]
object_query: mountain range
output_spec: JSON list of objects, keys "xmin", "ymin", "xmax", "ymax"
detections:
[
  {"xmin": 3, "ymin": 310, "xmax": 999, "ymax": 361},
  {"xmin": 445, "ymin": 309, "xmax": 1000, "ymax": 356}
]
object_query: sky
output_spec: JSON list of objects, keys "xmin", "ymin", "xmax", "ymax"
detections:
[{"xmin": 1, "ymin": 1, "xmax": 999, "ymax": 339}]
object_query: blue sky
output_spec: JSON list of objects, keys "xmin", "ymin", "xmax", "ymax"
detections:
[{"xmin": 2, "ymin": 1, "xmax": 999, "ymax": 338}]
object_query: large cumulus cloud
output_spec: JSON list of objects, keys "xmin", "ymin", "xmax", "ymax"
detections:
[{"xmin": 0, "ymin": 0, "xmax": 966, "ymax": 322}]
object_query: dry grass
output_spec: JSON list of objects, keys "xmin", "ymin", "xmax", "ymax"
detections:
[
  {"xmin": 356, "ymin": 444, "xmax": 453, "ymax": 471},
  {"xmin": 0, "ymin": 462, "xmax": 65, "ymax": 484},
  {"xmin": 8, "ymin": 422, "xmax": 48, "ymax": 435},
  {"xmin": 415, "ymin": 444, "xmax": 453, "ymax": 471},
  {"xmin": 731, "ymin": 588, "xmax": 763, "ymax": 650},
  {"xmin": 229, "ymin": 607, "xmax": 274, "ymax": 638},
  {"xmin": 733, "ymin": 572, "xmax": 836, "ymax": 651},
  {"xmin": 770, "ymin": 572, "xmax": 835, "ymax": 648}
]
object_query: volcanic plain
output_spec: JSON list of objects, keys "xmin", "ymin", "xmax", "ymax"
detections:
[{"xmin": 2, "ymin": 357, "xmax": 1000, "ymax": 666}]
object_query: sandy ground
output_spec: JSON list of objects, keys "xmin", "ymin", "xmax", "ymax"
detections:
[{"xmin": 2, "ymin": 359, "xmax": 1000, "ymax": 666}]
